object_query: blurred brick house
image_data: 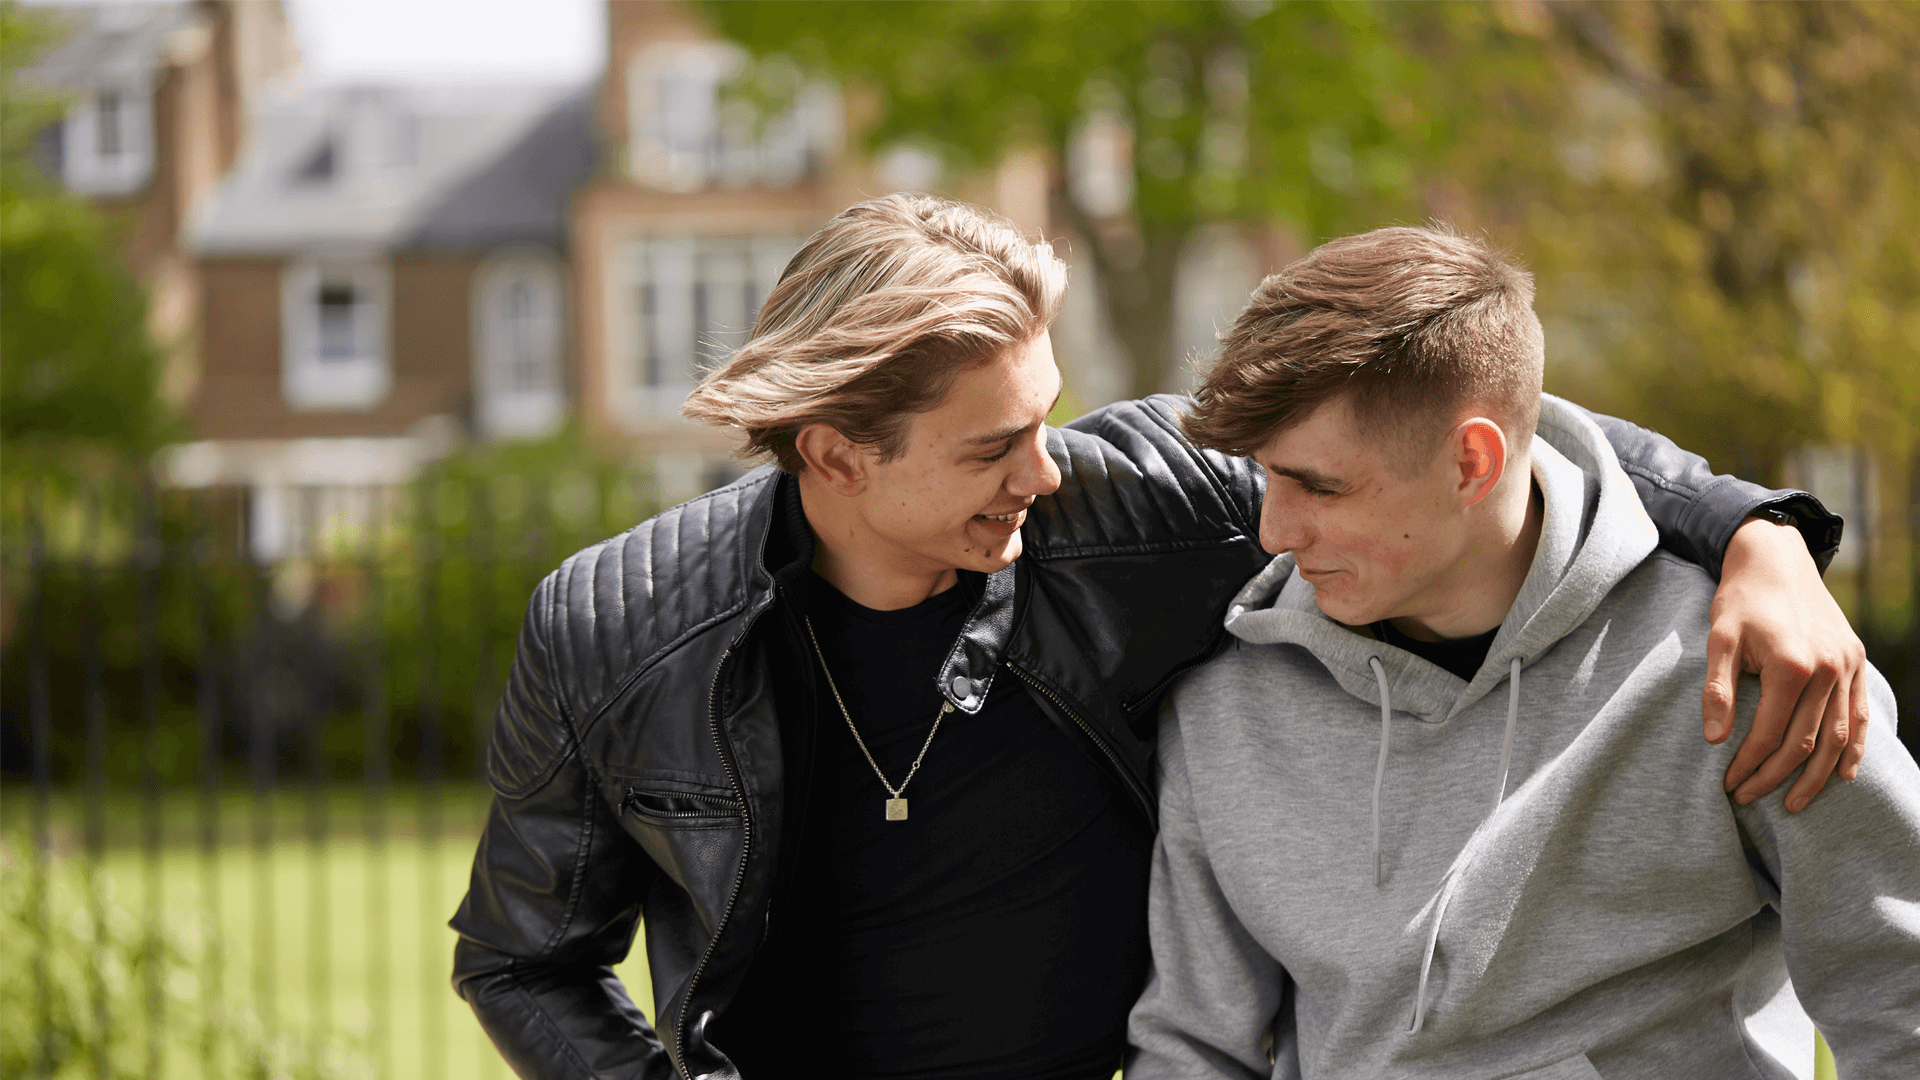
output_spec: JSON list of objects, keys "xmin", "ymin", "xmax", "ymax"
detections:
[
  {"xmin": 178, "ymin": 80, "xmax": 596, "ymax": 553},
  {"xmin": 22, "ymin": 0, "xmax": 299, "ymax": 406},
  {"xmin": 35, "ymin": 0, "xmax": 1064, "ymax": 555}
]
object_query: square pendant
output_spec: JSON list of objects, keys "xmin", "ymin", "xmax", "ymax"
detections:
[{"xmin": 884, "ymin": 798, "xmax": 908, "ymax": 821}]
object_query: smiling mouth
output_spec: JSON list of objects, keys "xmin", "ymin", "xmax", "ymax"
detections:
[{"xmin": 976, "ymin": 510, "xmax": 1025, "ymax": 523}]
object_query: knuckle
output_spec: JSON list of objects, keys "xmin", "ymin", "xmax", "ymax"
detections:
[
  {"xmin": 1702, "ymin": 683, "xmax": 1735, "ymax": 709},
  {"xmin": 1788, "ymin": 732, "xmax": 1818, "ymax": 760}
]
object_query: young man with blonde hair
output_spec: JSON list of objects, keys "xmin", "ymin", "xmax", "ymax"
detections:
[
  {"xmin": 452, "ymin": 196, "xmax": 1866, "ymax": 1080},
  {"xmin": 1129, "ymin": 226, "xmax": 1917, "ymax": 1078}
]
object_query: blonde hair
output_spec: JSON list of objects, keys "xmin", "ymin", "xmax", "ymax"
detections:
[{"xmin": 682, "ymin": 193, "xmax": 1067, "ymax": 472}]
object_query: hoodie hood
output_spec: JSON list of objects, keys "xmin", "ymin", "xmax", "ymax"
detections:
[{"xmin": 1221, "ymin": 394, "xmax": 1659, "ymax": 724}]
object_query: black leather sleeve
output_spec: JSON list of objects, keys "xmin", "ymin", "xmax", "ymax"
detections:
[
  {"xmin": 450, "ymin": 575, "xmax": 674, "ymax": 1080},
  {"xmin": 1067, "ymin": 394, "xmax": 1841, "ymax": 583},
  {"xmin": 1581, "ymin": 405, "xmax": 1842, "ymax": 579}
]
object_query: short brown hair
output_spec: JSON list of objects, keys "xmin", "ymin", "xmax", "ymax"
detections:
[
  {"xmin": 681, "ymin": 194, "xmax": 1066, "ymax": 472},
  {"xmin": 1184, "ymin": 225, "xmax": 1544, "ymax": 472}
]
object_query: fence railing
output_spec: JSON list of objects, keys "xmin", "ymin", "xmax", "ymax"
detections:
[
  {"xmin": 1, "ymin": 469, "xmax": 660, "ymax": 1080},
  {"xmin": 3, "ymin": 462, "xmax": 1915, "ymax": 1079}
]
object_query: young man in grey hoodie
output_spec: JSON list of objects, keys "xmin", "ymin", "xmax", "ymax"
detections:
[{"xmin": 1127, "ymin": 227, "xmax": 1919, "ymax": 1079}]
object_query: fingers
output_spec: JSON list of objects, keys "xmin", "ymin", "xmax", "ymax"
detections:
[
  {"xmin": 1732, "ymin": 662, "xmax": 1834, "ymax": 807},
  {"xmin": 1782, "ymin": 669, "xmax": 1851, "ymax": 813},
  {"xmin": 1840, "ymin": 666, "xmax": 1870, "ymax": 782},
  {"xmin": 1702, "ymin": 625, "xmax": 1741, "ymax": 745},
  {"xmin": 1723, "ymin": 655, "xmax": 1810, "ymax": 794}
]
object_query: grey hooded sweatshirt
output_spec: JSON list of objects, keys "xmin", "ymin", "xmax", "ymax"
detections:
[{"xmin": 1128, "ymin": 397, "xmax": 1919, "ymax": 1079}]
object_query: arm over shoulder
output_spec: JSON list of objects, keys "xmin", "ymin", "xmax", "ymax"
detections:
[{"xmin": 1576, "ymin": 399, "xmax": 1841, "ymax": 579}]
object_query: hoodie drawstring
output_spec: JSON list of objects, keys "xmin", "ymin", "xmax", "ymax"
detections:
[
  {"xmin": 1368, "ymin": 656, "xmax": 1392, "ymax": 889},
  {"xmin": 1408, "ymin": 656, "xmax": 1524, "ymax": 1035},
  {"xmin": 1491, "ymin": 656, "xmax": 1522, "ymax": 813}
]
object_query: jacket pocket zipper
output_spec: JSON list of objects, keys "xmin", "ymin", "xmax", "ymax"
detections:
[{"xmin": 619, "ymin": 788, "xmax": 739, "ymax": 821}]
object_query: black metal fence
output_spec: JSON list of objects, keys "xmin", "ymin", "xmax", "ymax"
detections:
[
  {"xmin": 1, "ymin": 464, "xmax": 660, "ymax": 1079},
  {"xmin": 4, "ymin": 460, "xmax": 1915, "ymax": 1079}
]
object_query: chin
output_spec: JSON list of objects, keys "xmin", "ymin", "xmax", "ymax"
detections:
[
  {"xmin": 960, "ymin": 530, "xmax": 1023, "ymax": 573},
  {"xmin": 1310, "ymin": 588, "xmax": 1372, "ymax": 627}
]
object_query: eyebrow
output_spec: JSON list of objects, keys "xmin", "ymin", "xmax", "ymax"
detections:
[
  {"xmin": 965, "ymin": 387, "xmax": 1064, "ymax": 446},
  {"xmin": 1265, "ymin": 463, "xmax": 1347, "ymax": 491}
]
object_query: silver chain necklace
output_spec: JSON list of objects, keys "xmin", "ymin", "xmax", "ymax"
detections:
[{"xmin": 803, "ymin": 613, "xmax": 952, "ymax": 822}]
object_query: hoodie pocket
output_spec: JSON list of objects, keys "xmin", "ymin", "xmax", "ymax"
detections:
[{"xmin": 1502, "ymin": 1052, "xmax": 1603, "ymax": 1080}]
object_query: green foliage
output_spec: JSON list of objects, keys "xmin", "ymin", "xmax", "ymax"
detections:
[
  {"xmin": 1415, "ymin": 1, "xmax": 1920, "ymax": 476},
  {"xmin": 0, "ymin": 837, "xmax": 367, "ymax": 1079},
  {"xmin": 0, "ymin": 428, "xmax": 660, "ymax": 786},
  {"xmin": 708, "ymin": 0, "xmax": 1422, "ymax": 229},
  {"xmin": 701, "ymin": 0, "xmax": 1432, "ymax": 397},
  {"xmin": 1, "ymin": 2, "xmax": 181, "ymax": 492}
]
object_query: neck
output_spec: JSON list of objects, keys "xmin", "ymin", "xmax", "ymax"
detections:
[
  {"xmin": 797, "ymin": 471, "xmax": 958, "ymax": 611},
  {"xmin": 1389, "ymin": 466, "xmax": 1543, "ymax": 642}
]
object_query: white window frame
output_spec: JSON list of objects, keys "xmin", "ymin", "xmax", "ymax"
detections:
[
  {"xmin": 62, "ymin": 80, "xmax": 155, "ymax": 196},
  {"xmin": 613, "ymin": 235, "xmax": 800, "ymax": 425},
  {"xmin": 472, "ymin": 248, "xmax": 568, "ymax": 440},
  {"xmin": 280, "ymin": 257, "xmax": 392, "ymax": 411}
]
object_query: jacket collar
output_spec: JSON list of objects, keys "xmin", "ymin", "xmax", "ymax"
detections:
[{"xmin": 754, "ymin": 470, "xmax": 1018, "ymax": 715}]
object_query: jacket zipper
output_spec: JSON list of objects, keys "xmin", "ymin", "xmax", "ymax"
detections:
[
  {"xmin": 1010, "ymin": 663, "xmax": 1152, "ymax": 818},
  {"xmin": 673, "ymin": 647, "xmax": 752, "ymax": 1079}
]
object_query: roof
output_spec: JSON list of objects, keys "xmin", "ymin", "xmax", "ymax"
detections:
[
  {"xmin": 192, "ymin": 81, "xmax": 598, "ymax": 256},
  {"xmin": 20, "ymin": 1, "xmax": 199, "ymax": 88}
]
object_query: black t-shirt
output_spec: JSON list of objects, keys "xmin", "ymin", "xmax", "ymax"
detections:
[
  {"xmin": 1372, "ymin": 618, "xmax": 1500, "ymax": 682},
  {"xmin": 711, "ymin": 571, "xmax": 1154, "ymax": 1079}
]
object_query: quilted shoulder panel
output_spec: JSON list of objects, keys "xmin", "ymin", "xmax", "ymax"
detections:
[
  {"xmin": 1028, "ymin": 394, "xmax": 1263, "ymax": 557},
  {"xmin": 486, "ymin": 468, "xmax": 777, "ymax": 796}
]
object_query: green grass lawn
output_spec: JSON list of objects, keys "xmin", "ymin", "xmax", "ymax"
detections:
[
  {"xmin": 3, "ymin": 786, "xmax": 1835, "ymax": 1080},
  {"xmin": 1, "ymin": 784, "xmax": 652, "ymax": 1079}
]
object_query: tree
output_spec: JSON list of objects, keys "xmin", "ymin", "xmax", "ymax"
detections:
[
  {"xmin": 2, "ymin": 1, "xmax": 178, "ymax": 508},
  {"xmin": 1408, "ymin": 1, "xmax": 1919, "ymax": 633},
  {"xmin": 701, "ymin": 0, "xmax": 1432, "ymax": 399}
]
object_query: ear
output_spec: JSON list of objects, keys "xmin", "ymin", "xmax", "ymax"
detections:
[
  {"xmin": 795, "ymin": 422, "xmax": 870, "ymax": 496},
  {"xmin": 1452, "ymin": 417, "xmax": 1509, "ymax": 508}
]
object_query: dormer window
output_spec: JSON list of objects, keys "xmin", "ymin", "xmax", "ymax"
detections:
[
  {"xmin": 61, "ymin": 80, "xmax": 153, "ymax": 196},
  {"xmin": 295, "ymin": 137, "xmax": 337, "ymax": 184},
  {"xmin": 281, "ymin": 257, "xmax": 391, "ymax": 411}
]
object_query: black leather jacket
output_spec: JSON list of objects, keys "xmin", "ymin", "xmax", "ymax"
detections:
[{"xmin": 450, "ymin": 396, "xmax": 1835, "ymax": 1080}]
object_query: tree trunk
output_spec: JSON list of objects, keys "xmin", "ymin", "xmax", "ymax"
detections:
[{"xmin": 1055, "ymin": 191, "xmax": 1189, "ymax": 401}]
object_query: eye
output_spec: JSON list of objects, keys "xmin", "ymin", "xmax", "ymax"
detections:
[{"xmin": 980, "ymin": 443, "xmax": 1014, "ymax": 464}]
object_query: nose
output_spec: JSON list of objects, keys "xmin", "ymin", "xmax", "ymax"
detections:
[
  {"xmin": 1258, "ymin": 479, "xmax": 1310, "ymax": 555},
  {"xmin": 1007, "ymin": 428, "xmax": 1062, "ymax": 499}
]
